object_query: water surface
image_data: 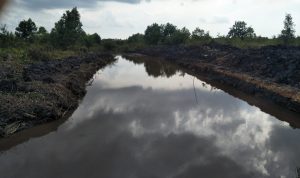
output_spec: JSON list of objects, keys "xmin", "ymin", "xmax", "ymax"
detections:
[{"xmin": 0, "ymin": 56, "xmax": 299, "ymax": 178}]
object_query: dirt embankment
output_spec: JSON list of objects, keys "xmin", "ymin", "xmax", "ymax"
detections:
[
  {"xmin": 132, "ymin": 43, "xmax": 300, "ymax": 113},
  {"xmin": 0, "ymin": 53, "xmax": 116, "ymax": 137}
]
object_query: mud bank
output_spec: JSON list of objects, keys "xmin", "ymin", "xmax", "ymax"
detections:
[
  {"xmin": 0, "ymin": 53, "xmax": 116, "ymax": 137},
  {"xmin": 129, "ymin": 43, "xmax": 300, "ymax": 114}
]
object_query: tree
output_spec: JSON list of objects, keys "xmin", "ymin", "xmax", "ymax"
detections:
[
  {"xmin": 128, "ymin": 33, "xmax": 144, "ymax": 43},
  {"xmin": 227, "ymin": 21, "xmax": 256, "ymax": 39},
  {"xmin": 84, "ymin": 33, "xmax": 101, "ymax": 48},
  {"xmin": 37, "ymin": 26, "xmax": 47, "ymax": 35},
  {"xmin": 170, "ymin": 27, "xmax": 190, "ymax": 44},
  {"xmin": 192, "ymin": 27, "xmax": 210, "ymax": 40},
  {"xmin": 280, "ymin": 13, "xmax": 295, "ymax": 43},
  {"xmin": 161, "ymin": 23, "xmax": 177, "ymax": 44},
  {"xmin": 162, "ymin": 23, "xmax": 177, "ymax": 37},
  {"xmin": 50, "ymin": 7, "xmax": 85, "ymax": 48},
  {"xmin": 162, "ymin": 23, "xmax": 177, "ymax": 38},
  {"xmin": 15, "ymin": 18, "xmax": 37, "ymax": 40},
  {"xmin": 36, "ymin": 26, "xmax": 49, "ymax": 44},
  {"xmin": 144, "ymin": 23, "xmax": 163, "ymax": 45},
  {"xmin": 0, "ymin": 24, "xmax": 14, "ymax": 47}
]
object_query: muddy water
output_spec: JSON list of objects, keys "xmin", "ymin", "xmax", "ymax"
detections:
[{"xmin": 0, "ymin": 56, "xmax": 300, "ymax": 178}]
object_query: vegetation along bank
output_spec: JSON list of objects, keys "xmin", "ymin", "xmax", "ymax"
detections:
[{"xmin": 0, "ymin": 8, "xmax": 116, "ymax": 137}]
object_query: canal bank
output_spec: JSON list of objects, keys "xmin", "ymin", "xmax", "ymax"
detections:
[
  {"xmin": 128, "ymin": 43, "xmax": 300, "ymax": 114},
  {"xmin": 0, "ymin": 53, "xmax": 116, "ymax": 137}
]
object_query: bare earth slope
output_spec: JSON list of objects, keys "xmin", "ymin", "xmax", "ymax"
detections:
[{"xmin": 0, "ymin": 53, "xmax": 115, "ymax": 137}]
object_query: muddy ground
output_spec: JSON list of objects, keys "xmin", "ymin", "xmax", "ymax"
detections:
[
  {"xmin": 130, "ymin": 42, "xmax": 300, "ymax": 113},
  {"xmin": 0, "ymin": 53, "xmax": 115, "ymax": 137}
]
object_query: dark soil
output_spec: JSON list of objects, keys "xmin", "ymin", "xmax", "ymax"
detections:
[
  {"xmin": 130, "ymin": 42, "xmax": 300, "ymax": 113},
  {"xmin": 0, "ymin": 53, "xmax": 116, "ymax": 137}
]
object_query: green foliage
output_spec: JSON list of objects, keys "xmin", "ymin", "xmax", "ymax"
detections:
[
  {"xmin": 15, "ymin": 18, "xmax": 37, "ymax": 40},
  {"xmin": 102, "ymin": 39, "xmax": 117, "ymax": 51},
  {"xmin": 169, "ymin": 27, "xmax": 190, "ymax": 45},
  {"xmin": 35, "ymin": 26, "xmax": 49, "ymax": 44},
  {"xmin": 144, "ymin": 23, "xmax": 191, "ymax": 45},
  {"xmin": 144, "ymin": 23, "xmax": 163, "ymax": 45},
  {"xmin": 162, "ymin": 23, "xmax": 177, "ymax": 38},
  {"xmin": 128, "ymin": 33, "xmax": 144, "ymax": 43},
  {"xmin": 214, "ymin": 36, "xmax": 283, "ymax": 48},
  {"xmin": 227, "ymin": 21, "xmax": 256, "ymax": 39},
  {"xmin": 37, "ymin": 27, "xmax": 47, "ymax": 35},
  {"xmin": 50, "ymin": 7, "xmax": 85, "ymax": 48},
  {"xmin": 191, "ymin": 27, "xmax": 210, "ymax": 40},
  {"xmin": 0, "ymin": 24, "xmax": 15, "ymax": 48},
  {"xmin": 84, "ymin": 33, "xmax": 101, "ymax": 48},
  {"xmin": 280, "ymin": 14, "xmax": 295, "ymax": 44},
  {"xmin": 1, "ymin": 7, "xmax": 300, "ymax": 57},
  {"xmin": 161, "ymin": 23, "xmax": 177, "ymax": 43},
  {"xmin": 90, "ymin": 33, "xmax": 101, "ymax": 44},
  {"xmin": 27, "ymin": 47, "xmax": 52, "ymax": 61}
]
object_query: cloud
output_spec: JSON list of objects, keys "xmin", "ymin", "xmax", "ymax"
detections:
[
  {"xmin": 16, "ymin": 0, "xmax": 147, "ymax": 10},
  {"xmin": 0, "ymin": 57, "xmax": 298, "ymax": 177}
]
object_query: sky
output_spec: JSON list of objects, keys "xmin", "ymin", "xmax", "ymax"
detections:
[{"xmin": 0, "ymin": 0, "xmax": 299, "ymax": 39}]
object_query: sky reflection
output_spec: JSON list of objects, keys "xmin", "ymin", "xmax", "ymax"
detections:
[{"xmin": 0, "ymin": 56, "xmax": 299, "ymax": 178}]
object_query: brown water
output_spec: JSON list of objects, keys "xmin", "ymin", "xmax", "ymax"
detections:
[{"xmin": 0, "ymin": 56, "xmax": 300, "ymax": 178}]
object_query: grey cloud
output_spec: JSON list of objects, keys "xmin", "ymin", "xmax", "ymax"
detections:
[
  {"xmin": 17, "ymin": 0, "xmax": 147, "ymax": 10},
  {"xmin": 199, "ymin": 16, "xmax": 229, "ymax": 25},
  {"xmin": 211, "ymin": 16, "xmax": 229, "ymax": 24}
]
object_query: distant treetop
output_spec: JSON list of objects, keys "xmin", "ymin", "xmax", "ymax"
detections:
[
  {"xmin": 280, "ymin": 13, "xmax": 295, "ymax": 43},
  {"xmin": 227, "ymin": 21, "xmax": 256, "ymax": 39},
  {"xmin": 50, "ymin": 7, "xmax": 85, "ymax": 48},
  {"xmin": 15, "ymin": 18, "xmax": 37, "ymax": 40}
]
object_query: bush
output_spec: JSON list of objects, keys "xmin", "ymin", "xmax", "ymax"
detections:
[
  {"xmin": 102, "ymin": 40, "xmax": 116, "ymax": 51},
  {"xmin": 27, "ymin": 47, "xmax": 51, "ymax": 61}
]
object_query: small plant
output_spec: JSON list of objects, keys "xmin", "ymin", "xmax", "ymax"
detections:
[{"xmin": 27, "ymin": 47, "xmax": 51, "ymax": 61}]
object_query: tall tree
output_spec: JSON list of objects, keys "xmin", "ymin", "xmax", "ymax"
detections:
[
  {"xmin": 51, "ymin": 7, "xmax": 85, "ymax": 48},
  {"xmin": 144, "ymin": 23, "xmax": 163, "ymax": 45},
  {"xmin": 15, "ymin": 18, "xmax": 37, "ymax": 40},
  {"xmin": 227, "ymin": 21, "xmax": 256, "ymax": 39},
  {"xmin": 37, "ymin": 26, "xmax": 47, "ymax": 35},
  {"xmin": 280, "ymin": 13, "xmax": 295, "ymax": 43},
  {"xmin": 192, "ymin": 27, "xmax": 210, "ymax": 40},
  {"xmin": 161, "ymin": 23, "xmax": 177, "ymax": 44},
  {"xmin": 170, "ymin": 27, "xmax": 191, "ymax": 44}
]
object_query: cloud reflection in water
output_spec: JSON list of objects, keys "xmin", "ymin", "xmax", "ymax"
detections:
[{"xmin": 0, "ymin": 56, "xmax": 299, "ymax": 178}]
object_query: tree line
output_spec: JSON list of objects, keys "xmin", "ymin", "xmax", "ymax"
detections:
[
  {"xmin": 0, "ymin": 8, "xmax": 298, "ymax": 51},
  {"xmin": 0, "ymin": 7, "xmax": 101, "ymax": 49},
  {"xmin": 129, "ymin": 14, "xmax": 297, "ymax": 46}
]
